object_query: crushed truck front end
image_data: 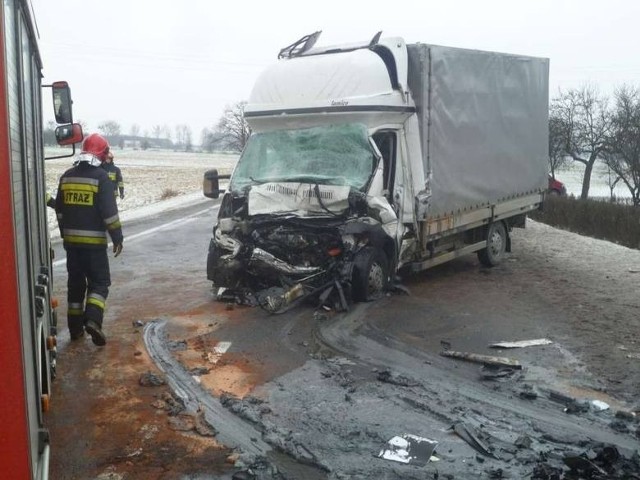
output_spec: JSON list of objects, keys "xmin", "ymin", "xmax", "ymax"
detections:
[
  {"xmin": 207, "ymin": 123, "xmax": 402, "ymax": 312},
  {"xmin": 206, "ymin": 34, "xmax": 419, "ymax": 311}
]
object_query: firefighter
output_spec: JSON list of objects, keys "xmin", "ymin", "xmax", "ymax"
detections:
[
  {"xmin": 101, "ymin": 150, "xmax": 125, "ymax": 200},
  {"xmin": 55, "ymin": 133, "xmax": 124, "ymax": 346}
]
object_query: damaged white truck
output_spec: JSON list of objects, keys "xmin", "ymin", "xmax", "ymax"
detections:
[{"xmin": 203, "ymin": 32, "xmax": 549, "ymax": 313}]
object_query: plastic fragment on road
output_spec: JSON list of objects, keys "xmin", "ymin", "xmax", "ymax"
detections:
[
  {"xmin": 480, "ymin": 364, "xmax": 517, "ymax": 381},
  {"xmin": 378, "ymin": 434, "xmax": 438, "ymax": 466},
  {"xmin": 206, "ymin": 341, "xmax": 232, "ymax": 364},
  {"xmin": 489, "ymin": 338, "xmax": 552, "ymax": 349},
  {"xmin": 590, "ymin": 400, "xmax": 610, "ymax": 411},
  {"xmin": 451, "ymin": 422, "xmax": 500, "ymax": 459},
  {"xmin": 440, "ymin": 350, "xmax": 522, "ymax": 369}
]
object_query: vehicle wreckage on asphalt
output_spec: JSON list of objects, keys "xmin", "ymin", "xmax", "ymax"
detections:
[{"xmin": 203, "ymin": 32, "xmax": 549, "ymax": 313}]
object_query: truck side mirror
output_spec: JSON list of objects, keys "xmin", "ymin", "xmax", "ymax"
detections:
[
  {"xmin": 52, "ymin": 81, "xmax": 73, "ymax": 124},
  {"xmin": 55, "ymin": 123, "xmax": 83, "ymax": 146},
  {"xmin": 203, "ymin": 169, "xmax": 231, "ymax": 199}
]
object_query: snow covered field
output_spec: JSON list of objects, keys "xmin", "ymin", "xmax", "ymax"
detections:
[
  {"xmin": 45, "ymin": 148, "xmax": 238, "ymax": 233},
  {"xmin": 555, "ymin": 159, "xmax": 632, "ymax": 200}
]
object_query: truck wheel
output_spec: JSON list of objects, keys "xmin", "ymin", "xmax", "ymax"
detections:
[
  {"xmin": 352, "ymin": 247, "xmax": 388, "ymax": 302},
  {"xmin": 478, "ymin": 221, "xmax": 507, "ymax": 267}
]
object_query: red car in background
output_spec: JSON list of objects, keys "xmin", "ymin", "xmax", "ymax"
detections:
[{"xmin": 548, "ymin": 175, "xmax": 567, "ymax": 196}]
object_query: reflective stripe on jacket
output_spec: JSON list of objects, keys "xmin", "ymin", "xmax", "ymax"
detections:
[{"xmin": 56, "ymin": 162, "xmax": 123, "ymax": 249}]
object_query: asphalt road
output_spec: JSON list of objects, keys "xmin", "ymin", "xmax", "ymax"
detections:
[{"xmin": 47, "ymin": 199, "xmax": 640, "ymax": 479}]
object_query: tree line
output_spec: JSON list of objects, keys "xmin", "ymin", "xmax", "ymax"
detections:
[{"xmin": 550, "ymin": 85, "xmax": 640, "ymax": 206}]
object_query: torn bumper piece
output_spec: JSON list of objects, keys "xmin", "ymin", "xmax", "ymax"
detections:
[{"xmin": 249, "ymin": 247, "xmax": 321, "ymax": 276}]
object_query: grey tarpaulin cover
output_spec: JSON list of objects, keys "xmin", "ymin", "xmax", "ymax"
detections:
[{"xmin": 407, "ymin": 44, "xmax": 549, "ymax": 217}]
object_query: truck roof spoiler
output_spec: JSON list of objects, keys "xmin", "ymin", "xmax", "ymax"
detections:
[{"xmin": 278, "ymin": 31, "xmax": 383, "ymax": 59}]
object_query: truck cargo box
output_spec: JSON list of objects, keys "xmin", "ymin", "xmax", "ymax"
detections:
[{"xmin": 407, "ymin": 44, "xmax": 549, "ymax": 217}]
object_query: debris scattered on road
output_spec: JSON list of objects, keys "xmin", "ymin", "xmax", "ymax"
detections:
[
  {"xmin": 514, "ymin": 434, "xmax": 532, "ymax": 449},
  {"xmin": 167, "ymin": 339, "xmax": 187, "ymax": 351},
  {"xmin": 609, "ymin": 419, "xmax": 631, "ymax": 433},
  {"xmin": 189, "ymin": 366, "xmax": 211, "ymax": 376},
  {"xmin": 614, "ymin": 409, "xmax": 636, "ymax": 421},
  {"xmin": 194, "ymin": 407, "xmax": 217, "ymax": 437},
  {"xmin": 389, "ymin": 282, "xmax": 411, "ymax": 296},
  {"xmin": 563, "ymin": 454, "xmax": 607, "ymax": 477},
  {"xmin": 480, "ymin": 364, "xmax": 518, "ymax": 381},
  {"xmin": 206, "ymin": 341, "xmax": 232, "ymax": 364},
  {"xmin": 378, "ymin": 434, "xmax": 438, "ymax": 465},
  {"xmin": 376, "ymin": 369, "xmax": 420, "ymax": 387},
  {"xmin": 628, "ymin": 267, "xmax": 640, "ymax": 273},
  {"xmin": 532, "ymin": 462, "xmax": 563, "ymax": 479},
  {"xmin": 489, "ymin": 338, "xmax": 552, "ymax": 349},
  {"xmin": 626, "ymin": 352, "xmax": 640, "ymax": 359},
  {"xmin": 590, "ymin": 399, "xmax": 610, "ymax": 412},
  {"xmin": 518, "ymin": 384, "xmax": 539, "ymax": 400},
  {"xmin": 139, "ymin": 371, "xmax": 166, "ymax": 387},
  {"xmin": 440, "ymin": 350, "xmax": 522, "ymax": 369},
  {"xmin": 132, "ymin": 320, "xmax": 145, "ymax": 328},
  {"xmin": 451, "ymin": 422, "xmax": 501, "ymax": 459},
  {"xmin": 564, "ymin": 399, "xmax": 590, "ymax": 414},
  {"xmin": 167, "ymin": 408, "xmax": 217, "ymax": 437}
]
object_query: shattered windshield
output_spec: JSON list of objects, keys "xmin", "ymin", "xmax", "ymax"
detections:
[{"xmin": 230, "ymin": 123, "xmax": 377, "ymax": 192}]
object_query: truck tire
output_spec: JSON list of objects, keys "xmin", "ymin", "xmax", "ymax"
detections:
[
  {"xmin": 352, "ymin": 247, "xmax": 389, "ymax": 302},
  {"xmin": 477, "ymin": 221, "xmax": 507, "ymax": 267}
]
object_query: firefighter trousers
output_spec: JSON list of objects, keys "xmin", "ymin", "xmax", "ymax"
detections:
[{"xmin": 65, "ymin": 248, "xmax": 111, "ymax": 336}]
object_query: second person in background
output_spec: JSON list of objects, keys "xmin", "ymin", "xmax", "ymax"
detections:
[{"xmin": 102, "ymin": 150, "xmax": 125, "ymax": 200}]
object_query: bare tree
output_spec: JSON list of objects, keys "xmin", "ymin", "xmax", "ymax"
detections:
[
  {"xmin": 174, "ymin": 124, "xmax": 185, "ymax": 149},
  {"xmin": 97, "ymin": 120, "xmax": 121, "ymax": 138},
  {"xmin": 216, "ymin": 101, "xmax": 251, "ymax": 152},
  {"xmin": 129, "ymin": 124, "xmax": 141, "ymax": 137},
  {"xmin": 201, "ymin": 127, "xmax": 225, "ymax": 153},
  {"xmin": 162, "ymin": 124, "xmax": 172, "ymax": 142},
  {"xmin": 152, "ymin": 125, "xmax": 162, "ymax": 139},
  {"xmin": 602, "ymin": 85, "xmax": 640, "ymax": 206},
  {"xmin": 547, "ymin": 115, "xmax": 570, "ymax": 178},
  {"xmin": 174, "ymin": 124, "xmax": 193, "ymax": 152},
  {"xmin": 550, "ymin": 86, "xmax": 612, "ymax": 199}
]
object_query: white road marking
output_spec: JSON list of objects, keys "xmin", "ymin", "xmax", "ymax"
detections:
[{"xmin": 52, "ymin": 205, "xmax": 218, "ymax": 268}]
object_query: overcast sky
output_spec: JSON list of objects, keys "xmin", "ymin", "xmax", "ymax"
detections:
[{"xmin": 33, "ymin": 0, "xmax": 640, "ymax": 144}]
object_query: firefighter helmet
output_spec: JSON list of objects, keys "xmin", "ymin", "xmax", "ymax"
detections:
[{"xmin": 81, "ymin": 133, "xmax": 110, "ymax": 161}]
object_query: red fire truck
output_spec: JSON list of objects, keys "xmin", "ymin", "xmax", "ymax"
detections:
[{"xmin": 0, "ymin": 1, "xmax": 82, "ymax": 478}]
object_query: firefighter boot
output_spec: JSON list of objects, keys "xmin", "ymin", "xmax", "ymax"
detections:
[{"xmin": 85, "ymin": 320, "xmax": 106, "ymax": 347}]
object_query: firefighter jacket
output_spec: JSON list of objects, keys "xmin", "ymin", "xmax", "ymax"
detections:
[
  {"xmin": 55, "ymin": 162, "xmax": 123, "ymax": 249},
  {"xmin": 101, "ymin": 162, "xmax": 124, "ymax": 198}
]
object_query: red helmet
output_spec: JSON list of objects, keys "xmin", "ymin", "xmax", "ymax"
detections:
[{"xmin": 82, "ymin": 133, "xmax": 110, "ymax": 161}]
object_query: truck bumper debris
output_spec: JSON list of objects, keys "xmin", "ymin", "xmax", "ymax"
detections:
[
  {"xmin": 378, "ymin": 434, "xmax": 438, "ymax": 465},
  {"xmin": 440, "ymin": 350, "xmax": 522, "ymax": 369}
]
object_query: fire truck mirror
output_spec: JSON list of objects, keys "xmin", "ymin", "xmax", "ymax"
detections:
[
  {"xmin": 55, "ymin": 123, "xmax": 83, "ymax": 146},
  {"xmin": 52, "ymin": 81, "xmax": 73, "ymax": 124}
]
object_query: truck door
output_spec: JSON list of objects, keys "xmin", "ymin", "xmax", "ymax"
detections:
[{"xmin": 372, "ymin": 130, "xmax": 397, "ymax": 206}]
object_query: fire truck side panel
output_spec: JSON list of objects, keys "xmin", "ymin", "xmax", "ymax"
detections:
[{"xmin": 1, "ymin": 1, "xmax": 53, "ymax": 478}]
